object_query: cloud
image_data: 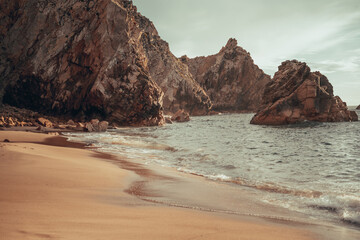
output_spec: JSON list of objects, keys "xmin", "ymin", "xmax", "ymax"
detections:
[{"xmin": 310, "ymin": 57, "xmax": 360, "ymax": 74}]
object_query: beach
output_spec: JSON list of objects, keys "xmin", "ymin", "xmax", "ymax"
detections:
[{"xmin": 0, "ymin": 130, "xmax": 324, "ymax": 240}]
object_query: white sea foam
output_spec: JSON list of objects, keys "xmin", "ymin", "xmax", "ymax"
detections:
[{"xmin": 64, "ymin": 114, "xmax": 360, "ymax": 229}]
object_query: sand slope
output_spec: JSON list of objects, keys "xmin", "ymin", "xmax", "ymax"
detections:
[{"xmin": 0, "ymin": 131, "xmax": 317, "ymax": 240}]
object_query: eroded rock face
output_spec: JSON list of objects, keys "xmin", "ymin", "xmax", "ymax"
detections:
[
  {"xmin": 251, "ymin": 60, "xmax": 358, "ymax": 125},
  {"xmin": 125, "ymin": 5, "xmax": 212, "ymax": 115},
  {"xmin": 181, "ymin": 38, "xmax": 270, "ymax": 112},
  {"xmin": 0, "ymin": 0, "xmax": 164, "ymax": 126}
]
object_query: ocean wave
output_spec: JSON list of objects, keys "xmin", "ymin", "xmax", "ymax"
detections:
[{"xmin": 307, "ymin": 194, "xmax": 360, "ymax": 226}]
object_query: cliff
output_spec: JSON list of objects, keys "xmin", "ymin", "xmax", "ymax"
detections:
[
  {"xmin": 251, "ymin": 60, "xmax": 358, "ymax": 125},
  {"xmin": 181, "ymin": 38, "xmax": 270, "ymax": 112},
  {"xmin": 124, "ymin": 4, "xmax": 211, "ymax": 115},
  {"xmin": 0, "ymin": 0, "xmax": 169, "ymax": 126},
  {"xmin": 0, "ymin": 0, "xmax": 215, "ymax": 126}
]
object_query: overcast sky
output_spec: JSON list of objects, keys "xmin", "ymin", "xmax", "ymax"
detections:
[{"xmin": 133, "ymin": 0, "xmax": 360, "ymax": 105}]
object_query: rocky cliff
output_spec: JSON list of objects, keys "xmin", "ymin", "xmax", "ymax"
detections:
[
  {"xmin": 0, "ymin": 0, "xmax": 212, "ymax": 123},
  {"xmin": 125, "ymin": 4, "xmax": 211, "ymax": 115},
  {"xmin": 0, "ymin": 0, "xmax": 167, "ymax": 126},
  {"xmin": 251, "ymin": 60, "xmax": 358, "ymax": 125},
  {"xmin": 181, "ymin": 38, "xmax": 270, "ymax": 112}
]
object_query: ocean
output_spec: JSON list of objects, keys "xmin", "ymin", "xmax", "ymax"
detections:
[{"xmin": 65, "ymin": 111, "xmax": 360, "ymax": 232}]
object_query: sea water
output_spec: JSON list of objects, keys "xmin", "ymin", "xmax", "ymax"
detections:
[{"xmin": 65, "ymin": 112, "xmax": 360, "ymax": 229}]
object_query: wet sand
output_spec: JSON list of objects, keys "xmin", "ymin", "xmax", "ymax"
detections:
[{"xmin": 0, "ymin": 131, "xmax": 322, "ymax": 239}]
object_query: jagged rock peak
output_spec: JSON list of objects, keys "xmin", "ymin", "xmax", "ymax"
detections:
[
  {"xmin": 220, "ymin": 38, "xmax": 248, "ymax": 55},
  {"xmin": 182, "ymin": 38, "xmax": 270, "ymax": 112},
  {"xmin": 251, "ymin": 60, "xmax": 358, "ymax": 125},
  {"xmin": 224, "ymin": 38, "xmax": 238, "ymax": 49}
]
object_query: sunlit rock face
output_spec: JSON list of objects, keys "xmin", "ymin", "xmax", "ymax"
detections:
[
  {"xmin": 127, "ymin": 3, "xmax": 212, "ymax": 115},
  {"xmin": 181, "ymin": 38, "xmax": 271, "ymax": 112},
  {"xmin": 251, "ymin": 60, "xmax": 358, "ymax": 125}
]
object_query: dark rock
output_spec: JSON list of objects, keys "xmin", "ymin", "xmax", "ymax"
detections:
[
  {"xmin": 251, "ymin": 60, "xmax": 358, "ymax": 125},
  {"xmin": 3, "ymin": 139, "xmax": 10, "ymax": 142},
  {"xmin": 0, "ymin": 0, "xmax": 164, "ymax": 126},
  {"xmin": 171, "ymin": 110, "xmax": 190, "ymax": 122},
  {"xmin": 182, "ymin": 38, "xmax": 270, "ymax": 112},
  {"xmin": 356, "ymin": 105, "xmax": 360, "ymax": 110},
  {"xmin": 36, "ymin": 126, "xmax": 46, "ymax": 131},
  {"xmin": 350, "ymin": 111, "xmax": 358, "ymax": 121}
]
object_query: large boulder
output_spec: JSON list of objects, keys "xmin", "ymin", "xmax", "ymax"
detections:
[
  {"xmin": 181, "ymin": 38, "xmax": 270, "ymax": 112},
  {"xmin": 37, "ymin": 117, "xmax": 53, "ymax": 128},
  {"xmin": 251, "ymin": 60, "xmax": 358, "ymax": 125},
  {"xmin": 0, "ymin": 0, "xmax": 164, "ymax": 126},
  {"xmin": 85, "ymin": 119, "xmax": 108, "ymax": 132},
  {"xmin": 171, "ymin": 110, "xmax": 190, "ymax": 122}
]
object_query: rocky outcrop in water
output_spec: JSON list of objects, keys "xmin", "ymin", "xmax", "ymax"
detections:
[
  {"xmin": 171, "ymin": 110, "xmax": 190, "ymax": 122},
  {"xmin": 251, "ymin": 60, "xmax": 358, "ymax": 125},
  {"xmin": 356, "ymin": 105, "xmax": 360, "ymax": 110},
  {"xmin": 181, "ymin": 38, "xmax": 270, "ymax": 112},
  {"xmin": 0, "ymin": 0, "xmax": 166, "ymax": 126}
]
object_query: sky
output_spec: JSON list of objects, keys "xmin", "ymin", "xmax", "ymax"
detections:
[{"xmin": 133, "ymin": 0, "xmax": 360, "ymax": 105}]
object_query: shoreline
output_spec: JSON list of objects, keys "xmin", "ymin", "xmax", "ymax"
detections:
[{"xmin": 0, "ymin": 130, "xmax": 355, "ymax": 240}]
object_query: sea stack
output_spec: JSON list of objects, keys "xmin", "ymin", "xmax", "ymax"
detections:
[
  {"xmin": 181, "ymin": 38, "xmax": 270, "ymax": 112},
  {"xmin": 251, "ymin": 60, "xmax": 358, "ymax": 125}
]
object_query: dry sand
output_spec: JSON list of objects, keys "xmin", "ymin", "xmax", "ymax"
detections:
[{"xmin": 0, "ymin": 131, "xmax": 319, "ymax": 240}]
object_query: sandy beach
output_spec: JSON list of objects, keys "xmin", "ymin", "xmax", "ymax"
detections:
[{"xmin": 0, "ymin": 131, "xmax": 322, "ymax": 240}]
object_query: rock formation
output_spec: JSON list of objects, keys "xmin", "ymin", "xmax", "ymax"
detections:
[
  {"xmin": 251, "ymin": 60, "xmax": 358, "ymax": 125},
  {"xmin": 171, "ymin": 110, "xmax": 190, "ymax": 122},
  {"xmin": 125, "ymin": 4, "xmax": 212, "ymax": 115},
  {"xmin": 0, "ymin": 0, "xmax": 212, "ymax": 126},
  {"xmin": 0, "ymin": 0, "xmax": 166, "ymax": 126},
  {"xmin": 181, "ymin": 38, "xmax": 270, "ymax": 112},
  {"xmin": 356, "ymin": 105, "xmax": 360, "ymax": 110}
]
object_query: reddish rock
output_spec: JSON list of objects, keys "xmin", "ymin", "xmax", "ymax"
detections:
[
  {"xmin": 125, "ymin": 4, "xmax": 212, "ymax": 115},
  {"xmin": 251, "ymin": 60, "xmax": 358, "ymax": 125},
  {"xmin": 181, "ymin": 38, "xmax": 270, "ymax": 112},
  {"xmin": 85, "ymin": 122, "xmax": 95, "ymax": 133},
  {"xmin": 171, "ymin": 110, "xmax": 190, "ymax": 122},
  {"xmin": 98, "ymin": 121, "xmax": 109, "ymax": 132},
  {"xmin": 67, "ymin": 120, "xmax": 76, "ymax": 126},
  {"xmin": 85, "ymin": 119, "xmax": 108, "ymax": 132},
  {"xmin": 356, "ymin": 105, "xmax": 360, "ymax": 110},
  {"xmin": 350, "ymin": 111, "xmax": 358, "ymax": 121},
  {"xmin": 37, "ymin": 117, "xmax": 53, "ymax": 128},
  {"xmin": 0, "ymin": 0, "xmax": 164, "ymax": 126}
]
